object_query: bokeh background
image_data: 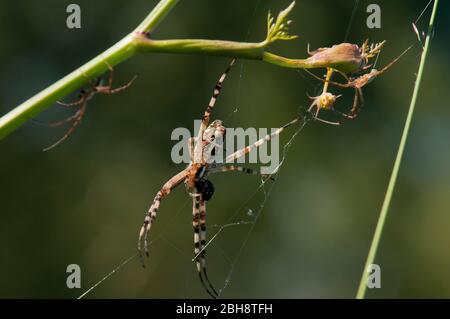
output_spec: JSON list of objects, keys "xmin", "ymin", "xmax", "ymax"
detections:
[{"xmin": 1, "ymin": 0, "xmax": 449, "ymax": 298}]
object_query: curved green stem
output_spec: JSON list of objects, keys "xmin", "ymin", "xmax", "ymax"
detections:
[
  {"xmin": 356, "ymin": 0, "xmax": 439, "ymax": 299},
  {"xmin": 0, "ymin": 0, "xmax": 356, "ymax": 141}
]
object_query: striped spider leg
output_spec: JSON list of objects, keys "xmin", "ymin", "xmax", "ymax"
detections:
[
  {"xmin": 208, "ymin": 165, "xmax": 275, "ymax": 181},
  {"xmin": 41, "ymin": 63, "xmax": 137, "ymax": 151},
  {"xmin": 138, "ymin": 169, "xmax": 189, "ymax": 258},
  {"xmin": 223, "ymin": 117, "xmax": 300, "ymax": 164}
]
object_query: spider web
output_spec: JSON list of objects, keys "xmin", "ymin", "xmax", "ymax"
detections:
[{"xmin": 76, "ymin": 0, "xmax": 368, "ymax": 299}]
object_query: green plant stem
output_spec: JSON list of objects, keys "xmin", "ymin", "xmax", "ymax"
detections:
[
  {"xmin": 135, "ymin": 37, "xmax": 266, "ymax": 59},
  {"xmin": 356, "ymin": 0, "xmax": 439, "ymax": 299},
  {"xmin": 0, "ymin": 0, "xmax": 356, "ymax": 141},
  {"xmin": 136, "ymin": 37, "xmax": 348, "ymax": 70},
  {"xmin": 134, "ymin": 0, "xmax": 180, "ymax": 33}
]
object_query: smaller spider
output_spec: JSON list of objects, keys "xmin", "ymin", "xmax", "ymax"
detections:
[
  {"xmin": 41, "ymin": 63, "xmax": 136, "ymax": 151},
  {"xmin": 305, "ymin": 67, "xmax": 343, "ymax": 126},
  {"xmin": 305, "ymin": 45, "xmax": 412, "ymax": 124},
  {"xmin": 138, "ymin": 59, "xmax": 300, "ymax": 298},
  {"xmin": 307, "ymin": 91, "xmax": 342, "ymax": 126}
]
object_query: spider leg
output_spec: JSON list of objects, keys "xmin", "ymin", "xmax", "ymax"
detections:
[
  {"xmin": 306, "ymin": 43, "xmax": 314, "ymax": 55},
  {"xmin": 332, "ymin": 88, "xmax": 360, "ymax": 120},
  {"xmin": 314, "ymin": 116, "xmax": 341, "ymax": 126},
  {"xmin": 208, "ymin": 165, "xmax": 275, "ymax": 181},
  {"xmin": 373, "ymin": 45, "xmax": 413, "ymax": 77},
  {"xmin": 56, "ymin": 99, "xmax": 84, "ymax": 107},
  {"xmin": 138, "ymin": 170, "xmax": 188, "ymax": 264},
  {"xmin": 351, "ymin": 88, "xmax": 363, "ymax": 116},
  {"xmin": 194, "ymin": 58, "xmax": 236, "ymax": 163},
  {"xmin": 314, "ymin": 105, "xmax": 320, "ymax": 118},
  {"xmin": 188, "ymin": 137, "xmax": 197, "ymax": 162},
  {"xmin": 104, "ymin": 61, "xmax": 114, "ymax": 88},
  {"xmin": 303, "ymin": 68, "xmax": 351, "ymax": 88},
  {"xmin": 192, "ymin": 196, "xmax": 218, "ymax": 298},
  {"xmin": 357, "ymin": 87, "xmax": 365, "ymax": 108},
  {"xmin": 31, "ymin": 109, "xmax": 81, "ymax": 127},
  {"xmin": 57, "ymin": 68, "xmax": 100, "ymax": 106},
  {"xmin": 306, "ymin": 98, "xmax": 320, "ymax": 120},
  {"xmin": 102, "ymin": 75, "xmax": 138, "ymax": 94},
  {"xmin": 56, "ymin": 89, "xmax": 91, "ymax": 107},
  {"xmin": 42, "ymin": 104, "xmax": 86, "ymax": 152},
  {"xmin": 192, "ymin": 196, "xmax": 202, "ymax": 273},
  {"xmin": 225, "ymin": 117, "xmax": 299, "ymax": 163},
  {"xmin": 307, "ymin": 98, "xmax": 317, "ymax": 113},
  {"xmin": 93, "ymin": 61, "xmax": 137, "ymax": 94},
  {"xmin": 202, "ymin": 58, "xmax": 236, "ymax": 128},
  {"xmin": 350, "ymin": 88, "xmax": 364, "ymax": 117}
]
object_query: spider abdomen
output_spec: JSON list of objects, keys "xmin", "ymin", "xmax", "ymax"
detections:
[{"xmin": 194, "ymin": 179, "xmax": 215, "ymax": 201}]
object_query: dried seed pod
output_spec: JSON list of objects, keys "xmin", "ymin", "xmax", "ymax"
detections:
[
  {"xmin": 305, "ymin": 43, "xmax": 364, "ymax": 73},
  {"xmin": 305, "ymin": 41, "xmax": 385, "ymax": 74}
]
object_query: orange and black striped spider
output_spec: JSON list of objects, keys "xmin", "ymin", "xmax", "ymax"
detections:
[
  {"xmin": 41, "ymin": 64, "xmax": 136, "ymax": 151},
  {"xmin": 305, "ymin": 45, "xmax": 412, "ymax": 124},
  {"xmin": 138, "ymin": 59, "xmax": 299, "ymax": 298}
]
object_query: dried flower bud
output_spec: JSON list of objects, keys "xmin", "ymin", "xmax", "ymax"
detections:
[{"xmin": 305, "ymin": 43, "xmax": 368, "ymax": 74}]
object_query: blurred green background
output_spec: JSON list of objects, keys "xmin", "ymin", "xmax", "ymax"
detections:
[{"xmin": 1, "ymin": 0, "xmax": 449, "ymax": 298}]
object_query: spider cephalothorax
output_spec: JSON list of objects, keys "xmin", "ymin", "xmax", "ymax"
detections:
[
  {"xmin": 138, "ymin": 58, "xmax": 299, "ymax": 298},
  {"xmin": 204, "ymin": 119, "xmax": 226, "ymax": 141},
  {"xmin": 202, "ymin": 119, "xmax": 226, "ymax": 161}
]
